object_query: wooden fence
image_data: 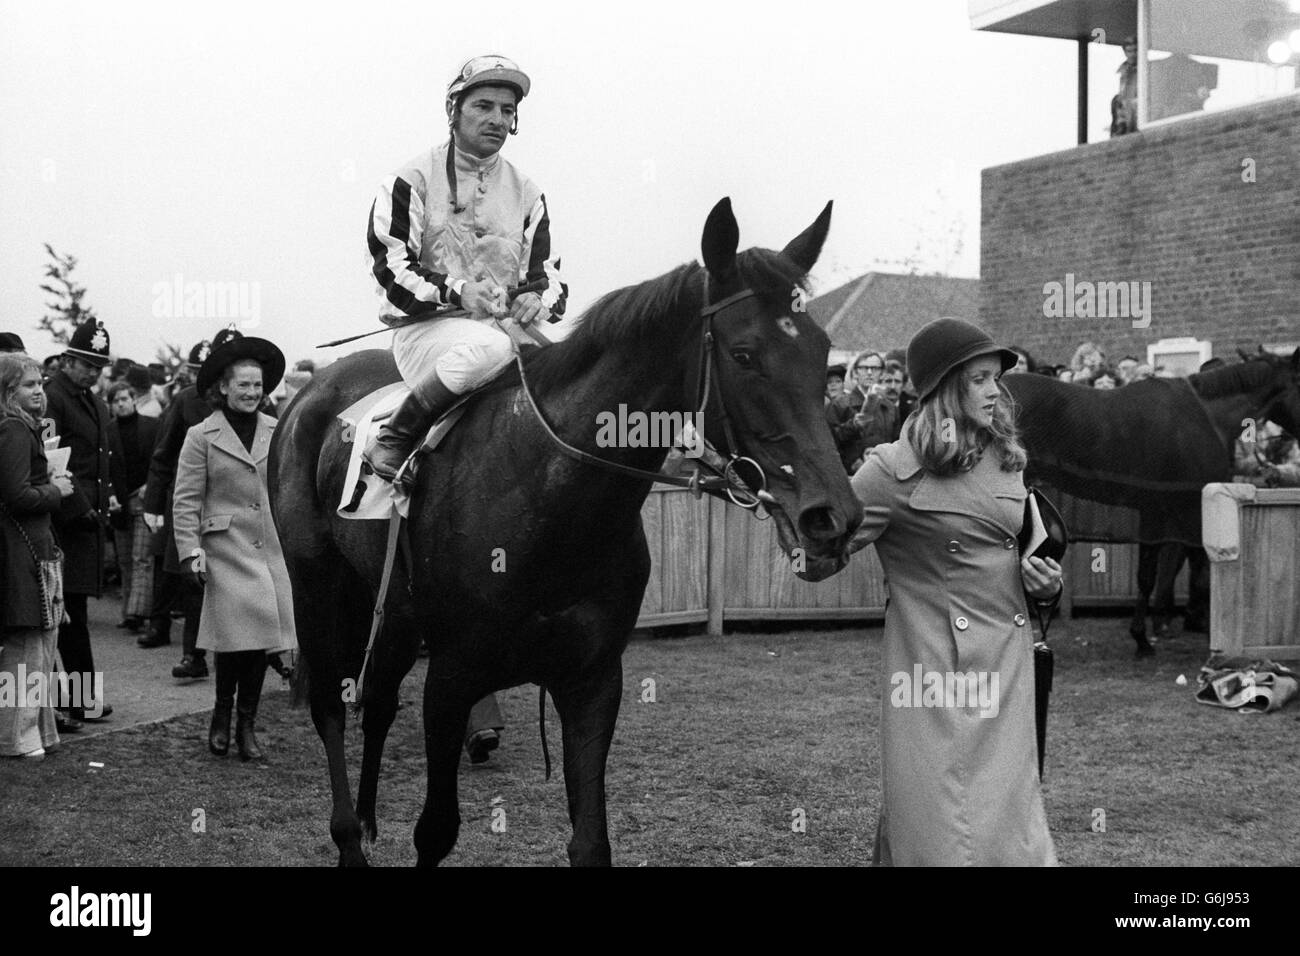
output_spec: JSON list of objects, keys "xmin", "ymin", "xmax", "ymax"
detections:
[
  {"xmin": 635, "ymin": 484, "xmax": 1183, "ymax": 633},
  {"xmin": 1203, "ymin": 483, "xmax": 1300, "ymax": 658}
]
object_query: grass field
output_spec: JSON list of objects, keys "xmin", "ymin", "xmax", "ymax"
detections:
[{"xmin": 2, "ymin": 616, "xmax": 1296, "ymax": 866}]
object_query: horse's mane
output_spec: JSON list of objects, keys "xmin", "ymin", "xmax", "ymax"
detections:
[
  {"xmin": 1187, "ymin": 356, "xmax": 1275, "ymax": 399},
  {"xmin": 527, "ymin": 247, "xmax": 809, "ymax": 393}
]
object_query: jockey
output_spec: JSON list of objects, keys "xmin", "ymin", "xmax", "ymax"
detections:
[{"xmin": 363, "ymin": 53, "xmax": 567, "ymax": 482}]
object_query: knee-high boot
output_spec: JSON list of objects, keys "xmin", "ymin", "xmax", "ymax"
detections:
[
  {"xmin": 235, "ymin": 650, "xmax": 267, "ymax": 762},
  {"xmin": 209, "ymin": 653, "xmax": 237, "ymax": 756},
  {"xmin": 361, "ymin": 372, "xmax": 460, "ymax": 485}
]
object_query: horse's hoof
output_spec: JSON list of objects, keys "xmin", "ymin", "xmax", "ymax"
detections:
[
  {"xmin": 361, "ymin": 817, "xmax": 378, "ymax": 844},
  {"xmin": 338, "ymin": 848, "xmax": 369, "ymax": 867}
]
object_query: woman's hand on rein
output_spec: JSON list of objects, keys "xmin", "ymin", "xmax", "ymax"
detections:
[{"xmin": 1020, "ymin": 555, "xmax": 1063, "ymax": 601}]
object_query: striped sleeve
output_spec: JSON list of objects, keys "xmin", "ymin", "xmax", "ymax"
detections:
[
  {"xmin": 367, "ymin": 175, "xmax": 462, "ymax": 318},
  {"xmin": 521, "ymin": 193, "xmax": 568, "ymax": 321}
]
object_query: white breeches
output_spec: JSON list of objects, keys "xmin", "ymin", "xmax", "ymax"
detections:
[{"xmin": 391, "ymin": 316, "xmax": 516, "ymax": 394}]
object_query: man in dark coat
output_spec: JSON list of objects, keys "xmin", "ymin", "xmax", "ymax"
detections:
[
  {"xmin": 826, "ymin": 350, "xmax": 899, "ymax": 473},
  {"xmin": 107, "ymin": 379, "xmax": 161, "ymax": 631},
  {"xmin": 43, "ymin": 320, "xmax": 127, "ymax": 721}
]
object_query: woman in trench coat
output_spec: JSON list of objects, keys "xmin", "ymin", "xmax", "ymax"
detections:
[
  {"xmin": 172, "ymin": 336, "xmax": 295, "ymax": 761},
  {"xmin": 849, "ymin": 318, "xmax": 1062, "ymax": 866}
]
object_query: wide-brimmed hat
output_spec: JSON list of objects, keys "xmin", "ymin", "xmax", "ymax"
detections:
[
  {"xmin": 906, "ymin": 317, "xmax": 1018, "ymax": 401},
  {"xmin": 197, "ymin": 335, "xmax": 285, "ymax": 396},
  {"xmin": 64, "ymin": 319, "xmax": 112, "ymax": 368}
]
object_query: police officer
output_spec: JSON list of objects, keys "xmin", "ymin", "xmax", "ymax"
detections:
[{"xmin": 43, "ymin": 319, "xmax": 127, "ymax": 723}]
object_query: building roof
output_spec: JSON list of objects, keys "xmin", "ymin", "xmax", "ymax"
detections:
[
  {"xmin": 808, "ymin": 272, "xmax": 981, "ymax": 353},
  {"xmin": 969, "ymin": 0, "xmax": 1135, "ymax": 45}
]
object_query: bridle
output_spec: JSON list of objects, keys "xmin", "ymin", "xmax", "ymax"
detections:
[{"xmin": 505, "ymin": 280, "xmax": 774, "ymax": 513}]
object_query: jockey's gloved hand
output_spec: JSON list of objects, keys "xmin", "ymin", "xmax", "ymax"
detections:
[{"xmin": 461, "ymin": 280, "xmax": 509, "ymax": 318}]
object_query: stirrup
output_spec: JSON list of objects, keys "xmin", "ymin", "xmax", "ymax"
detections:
[{"xmin": 392, "ymin": 455, "xmax": 418, "ymax": 492}]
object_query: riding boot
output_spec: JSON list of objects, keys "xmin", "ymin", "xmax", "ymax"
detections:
[
  {"xmin": 235, "ymin": 651, "xmax": 268, "ymax": 762},
  {"xmin": 361, "ymin": 373, "xmax": 461, "ymax": 484},
  {"xmin": 209, "ymin": 653, "xmax": 237, "ymax": 756}
]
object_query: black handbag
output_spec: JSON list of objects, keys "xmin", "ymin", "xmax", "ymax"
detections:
[{"xmin": 1017, "ymin": 487, "xmax": 1068, "ymax": 779}]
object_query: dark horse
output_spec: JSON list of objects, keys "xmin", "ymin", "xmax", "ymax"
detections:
[
  {"xmin": 268, "ymin": 199, "xmax": 860, "ymax": 866},
  {"xmin": 1005, "ymin": 348, "xmax": 1300, "ymax": 656}
]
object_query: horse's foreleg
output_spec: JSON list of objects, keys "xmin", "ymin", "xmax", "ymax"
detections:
[
  {"xmin": 308, "ymin": 676, "xmax": 367, "ymax": 867},
  {"xmin": 413, "ymin": 677, "xmax": 469, "ymax": 868},
  {"xmin": 550, "ymin": 657, "xmax": 623, "ymax": 867}
]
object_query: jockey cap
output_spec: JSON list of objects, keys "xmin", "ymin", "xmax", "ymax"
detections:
[{"xmin": 446, "ymin": 54, "xmax": 530, "ymax": 107}]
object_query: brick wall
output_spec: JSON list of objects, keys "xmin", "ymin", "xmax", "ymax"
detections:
[{"xmin": 979, "ymin": 94, "xmax": 1300, "ymax": 368}]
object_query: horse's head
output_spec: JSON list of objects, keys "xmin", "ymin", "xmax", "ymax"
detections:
[
  {"xmin": 695, "ymin": 197, "xmax": 860, "ymax": 581},
  {"xmin": 1260, "ymin": 346, "xmax": 1300, "ymax": 437}
]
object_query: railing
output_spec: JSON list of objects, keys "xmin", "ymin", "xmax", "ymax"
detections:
[
  {"xmin": 635, "ymin": 484, "xmax": 1184, "ymax": 633},
  {"xmin": 1203, "ymin": 484, "xmax": 1300, "ymax": 658},
  {"xmin": 636, "ymin": 485, "xmax": 884, "ymax": 632}
]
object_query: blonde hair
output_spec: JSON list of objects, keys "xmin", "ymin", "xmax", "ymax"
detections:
[
  {"xmin": 0, "ymin": 353, "xmax": 44, "ymax": 428},
  {"xmin": 1069, "ymin": 341, "xmax": 1105, "ymax": 374},
  {"xmin": 903, "ymin": 361, "xmax": 1027, "ymax": 476}
]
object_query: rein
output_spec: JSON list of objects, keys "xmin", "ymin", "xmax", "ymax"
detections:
[{"xmin": 503, "ymin": 285, "xmax": 773, "ymax": 512}]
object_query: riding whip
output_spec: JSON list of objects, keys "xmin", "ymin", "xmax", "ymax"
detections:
[{"xmin": 316, "ymin": 280, "xmax": 550, "ymax": 348}]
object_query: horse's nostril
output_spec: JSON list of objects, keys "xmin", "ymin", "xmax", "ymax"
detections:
[{"xmin": 798, "ymin": 506, "xmax": 843, "ymax": 542}]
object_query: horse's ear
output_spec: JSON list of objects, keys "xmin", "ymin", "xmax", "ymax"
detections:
[
  {"xmin": 781, "ymin": 201, "xmax": 833, "ymax": 272},
  {"xmin": 1236, "ymin": 346, "xmax": 1252, "ymax": 362},
  {"xmin": 702, "ymin": 197, "xmax": 739, "ymax": 281},
  {"xmin": 1291, "ymin": 346, "xmax": 1299, "ymax": 370}
]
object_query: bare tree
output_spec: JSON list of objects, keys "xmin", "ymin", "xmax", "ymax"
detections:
[{"xmin": 37, "ymin": 243, "xmax": 98, "ymax": 344}]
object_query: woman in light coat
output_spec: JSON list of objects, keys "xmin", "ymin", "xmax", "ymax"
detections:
[
  {"xmin": 172, "ymin": 336, "xmax": 295, "ymax": 761},
  {"xmin": 849, "ymin": 318, "xmax": 1063, "ymax": 865}
]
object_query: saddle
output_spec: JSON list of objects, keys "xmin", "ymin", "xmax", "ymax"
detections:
[
  {"xmin": 336, "ymin": 385, "xmax": 455, "ymax": 519},
  {"xmin": 335, "ymin": 361, "xmax": 529, "ymax": 521}
]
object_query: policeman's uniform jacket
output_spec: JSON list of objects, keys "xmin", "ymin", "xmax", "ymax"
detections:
[{"xmin": 42, "ymin": 369, "xmax": 127, "ymax": 597}]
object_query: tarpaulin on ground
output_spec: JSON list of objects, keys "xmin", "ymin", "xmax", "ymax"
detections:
[{"xmin": 1004, "ymin": 374, "xmax": 1230, "ymax": 546}]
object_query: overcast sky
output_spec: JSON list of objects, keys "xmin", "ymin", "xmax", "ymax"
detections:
[{"xmin": 0, "ymin": 0, "xmax": 1127, "ymax": 366}]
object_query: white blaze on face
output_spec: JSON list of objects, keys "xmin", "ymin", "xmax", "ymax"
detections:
[{"xmin": 777, "ymin": 316, "xmax": 799, "ymax": 338}]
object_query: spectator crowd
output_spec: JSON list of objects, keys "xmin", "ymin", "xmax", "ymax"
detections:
[
  {"xmin": 0, "ymin": 324, "xmax": 308, "ymax": 759},
  {"xmin": 826, "ymin": 335, "xmax": 1299, "ymax": 487}
]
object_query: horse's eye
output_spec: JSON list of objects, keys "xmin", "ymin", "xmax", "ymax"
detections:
[{"xmin": 731, "ymin": 351, "xmax": 754, "ymax": 369}]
